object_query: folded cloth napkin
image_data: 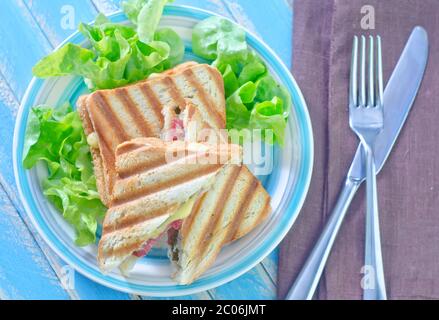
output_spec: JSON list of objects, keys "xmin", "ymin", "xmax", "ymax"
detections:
[{"xmin": 279, "ymin": 0, "xmax": 439, "ymax": 299}]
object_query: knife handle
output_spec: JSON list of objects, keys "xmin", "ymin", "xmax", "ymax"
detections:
[
  {"xmin": 363, "ymin": 149, "xmax": 387, "ymax": 300},
  {"xmin": 286, "ymin": 177, "xmax": 361, "ymax": 300}
]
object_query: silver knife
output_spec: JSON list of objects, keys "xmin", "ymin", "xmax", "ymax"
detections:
[{"xmin": 286, "ymin": 26, "xmax": 429, "ymax": 300}]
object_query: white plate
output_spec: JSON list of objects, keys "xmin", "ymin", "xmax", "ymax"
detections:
[{"xmin": 13, "ymin": 5, "xmax": 313, "ymax": 297}]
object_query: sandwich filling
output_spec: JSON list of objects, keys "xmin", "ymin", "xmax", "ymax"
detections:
[{"xmin": 132, "ymin": 196, "xmax": 196, "ymax": 258}]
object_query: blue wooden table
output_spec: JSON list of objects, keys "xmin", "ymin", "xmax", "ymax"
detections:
[{"xmin": 0, "ymin": 0, "xmax": 293, "ymax": 300}]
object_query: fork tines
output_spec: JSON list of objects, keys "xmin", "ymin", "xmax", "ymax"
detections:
[{"xmin": 350, "ymin": 35, "xmax": 383, "ymax": 108}]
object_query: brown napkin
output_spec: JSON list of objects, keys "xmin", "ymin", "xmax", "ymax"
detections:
[{"xmin": 279, "ymin": 0, "xmax": 439, "ymax": 299}]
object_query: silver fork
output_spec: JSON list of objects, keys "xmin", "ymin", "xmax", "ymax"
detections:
[{"xmin": 349, "ymin": 35, "xmax": 387, "ymax": 300}]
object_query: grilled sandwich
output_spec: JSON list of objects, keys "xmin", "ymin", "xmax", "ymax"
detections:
[
  {"xmin": 78, "ymin": 61, "xmax": 272, "ymax": 282},
  {"xmin": 78, "ymin": 62, "xmax": 226, "ymax": 206},
  {"xmin": 98, "ymin": 137, "xmax": 242, "ymax": 272}
]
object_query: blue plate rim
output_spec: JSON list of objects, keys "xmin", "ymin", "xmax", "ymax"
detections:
[{"xmin": 12, "ymin": 4, "xmax": 314, "ymax": 297}]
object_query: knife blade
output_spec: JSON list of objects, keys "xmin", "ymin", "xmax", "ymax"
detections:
[{"xmin": 286, "ymin": 26, "xmax": 429, "ymax": 300}]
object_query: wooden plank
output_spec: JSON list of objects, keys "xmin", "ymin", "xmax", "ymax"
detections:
[
  {"xmin": 23, "ymin": 0, "xmax": 98, "ymax": 46},
  {"xmin": 0, "ymin": 184, "xmax": 71, "ymax": 300},
  {"xmin": 0, "ymin": 74, "xmax": 70, "ymax": 300},
  {"xmin": 209, "ymin": 265, "xmax": 276, "ymax": 300},
  {"xmin": 0, "ymin": 0, "xmax": 52, "ymax": 99},
  {"xmin": 0, "ymin": 190, "xmax": 70, "ymax": 300},
  {"xmin": 263, "ymin": 251, "xmax": 278, "ymax": 284},
  {"xmin": 144, "ymin": 292, "xmax": 213, "ymax": 301}
]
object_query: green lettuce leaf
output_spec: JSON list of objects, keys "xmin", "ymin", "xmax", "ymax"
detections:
[
  {"xmin": 154, "ymin": 28, "xmax": 185, "ymax": 68},
  {"xmin": 222, "ymin": 64, "xmax": 240, "ymax": 97},
  {"xmin": 122, "ymin": 0, "xmax": 147, "ymax": 23},
  {"xmin": 193, "ymin": 16, "xmax": 291, "ymax": 145},
  {"xmin": 32, "ymin": 44, "xmax": 99, "ymax": 80},
  {"xmin": 249, "ymin": 97, "xmax": 287, "ymax": 145},
  {"xmin": 255, "ymin": 74, "xmax": 291, "ymax": 112},
  {"xmin": 122, "ymin": 0, "xmax": 172, "ymax": 43},
  {"xmin": 238, "ymin": 51, "xmax": 267, "ymax": 85},
  {"xmin": 23, "ymin": 104, "xmax": 106, "ymax": 246},
  {"xmin": 226, "ymin": 81, "xmax": 255, "ymax": 130},
  {"xmin": 137, "ymin": 0, "xmax": 170, "ymax": 43},
  {"xmin": 33, "ymin": 3, "xmax": 183, "ymax": 91},
  {"xmin": 226, "ymin": 83, "xmax": 287, "ymax": 144},
  {"xmin": 192, "ymin": 16, "xmax": 248, "ymax": 72},
  {"xmin": 32, "ymin": 29, "xmax": 168, "ymax": 91}
]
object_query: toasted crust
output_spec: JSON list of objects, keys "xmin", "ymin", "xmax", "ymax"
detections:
[
  {"xmin": 174, "ymin": 165, "xmax": 271, "ymax": 284},
  {"xmin": 97, "ymin": 138, "xmax": 241, "ymax": 272},
  {"xmin": 77, "ymin": 96, "xmax": 111, "ymax": 206},
  {"xmin": 77, "ymin": 62, "xmax": 226, "ymax": 205}
]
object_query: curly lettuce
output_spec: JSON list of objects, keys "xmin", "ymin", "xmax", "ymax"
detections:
[
  {"xmin": 192, "ymin": 16, "xmax": 290, "ymax": 145},
  {"xmin": 23, "ymin": 104, "xmax": 106, "ymax": 246},
  {"xmin": 33, "ymin": 1, "xmax": 183, "ymax": 91},
  {"xmin": 122, "ymin": 0, "xmax": 173, "ymax": 43}
]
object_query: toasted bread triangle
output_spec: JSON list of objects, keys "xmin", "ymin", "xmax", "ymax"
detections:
[
  {"xmin": 97, "ymin": 138, "xmax": 241, "ymax": 272},
  {"xmin": 77, "ymin": 62, "xmax": 226, "ymax": 206}
]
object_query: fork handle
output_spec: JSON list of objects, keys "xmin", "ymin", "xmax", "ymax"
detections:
[
  {"xmin": 285, "ymin": 177, "xmax": 361, "ymax": 300},
  {"xmin": 363, "ymin": 147, "xmax": 387, "ymax": 300}
]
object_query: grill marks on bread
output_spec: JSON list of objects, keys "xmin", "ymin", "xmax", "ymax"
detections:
[
  {"xmin": 76, "ymin": 62, "xmax": 272, "ymax": 280},
  {"xmin": 176, "ymin": 165, "xmax": 271, "ymax": 284},
  {"xmin": 183, "ymin": 68, "xmax": 226, "ymax": 130},
  {"xmin": 97, "ymin": 138, "xmax": 241, "ymax": 271},
  {"xmin": 78, "ymin": 63, "xmax": 226, "ymax": 205},
  {"xmin": 113, "ymin": 164, "xmax": 223, "ymax": 205}
]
